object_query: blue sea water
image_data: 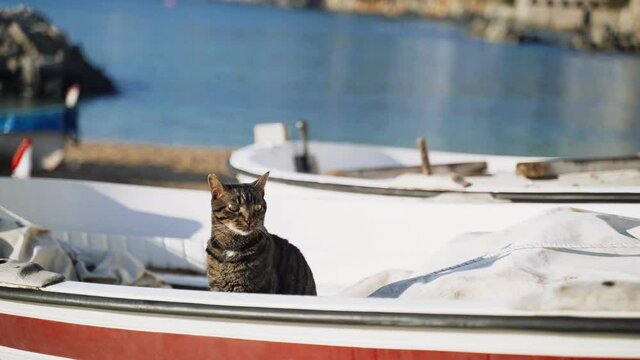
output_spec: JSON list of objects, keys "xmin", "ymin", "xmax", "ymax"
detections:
[{"xmin": 3, "ymin": 0, "xmax": 640, "ymax": 156}]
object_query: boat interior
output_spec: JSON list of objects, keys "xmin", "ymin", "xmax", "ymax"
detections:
[
  {"xmin": 232, "ymin": 141, "xmax": 640, "ymax": 192},
  {"xmin": 1, "ymin": 177, "xmax": 640, "ymax": 316}
]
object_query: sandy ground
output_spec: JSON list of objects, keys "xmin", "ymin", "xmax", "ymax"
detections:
[{"xmin": 31, "ymin": 141, "xmax": 235, "ymax": 190}]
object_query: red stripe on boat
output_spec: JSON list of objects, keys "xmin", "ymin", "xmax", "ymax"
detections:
[
  {"xmin": 0, "ymin": 313, "xmax": 593, "ymax": 360},
  {"xmin": 10, "ymin": 137, "xmax": 32, "ymax": 171}
]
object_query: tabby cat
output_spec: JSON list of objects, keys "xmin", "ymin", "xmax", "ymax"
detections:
[{"xmin": 205, "ymin": 172, "xmax": 316, "ymax": 295}]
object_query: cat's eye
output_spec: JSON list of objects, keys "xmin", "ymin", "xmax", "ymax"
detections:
[
  {"xmin": 227, "ymin": 203, "xmax": 239, "ymax": 212},
  {"xmin": 254, "ymin": 204, "xmax": 262, "ymax": 211}
]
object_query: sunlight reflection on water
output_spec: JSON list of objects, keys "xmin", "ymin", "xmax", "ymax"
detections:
[{"xmin": 3, "ymin": 0, "xmax": 640, "ymax": 156}]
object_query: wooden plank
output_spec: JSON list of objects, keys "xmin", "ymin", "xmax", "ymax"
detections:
[
  {"xmin": 324, "ymin": 161, "xmax": 487, "ymax": 179},
  {"xmin": 516, "ymin": 155, "xmax": 640, "ymax": 179}
]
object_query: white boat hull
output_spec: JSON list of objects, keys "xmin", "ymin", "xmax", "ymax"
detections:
[
  {"xmin": 1, "ymin": 282, "xmax": 639, "ymax": 359},
  {"xmin": 0, "ymin": 178, "xmax": 638, "ymax": 359},
  {"xmin": 230, "ymin": 141, "xmax": 640, "ymax": 202}
]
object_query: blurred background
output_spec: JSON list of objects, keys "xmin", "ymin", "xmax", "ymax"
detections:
[{"xmin": 0, "ymin": 0, "xmax": 639, "ymax": 166}]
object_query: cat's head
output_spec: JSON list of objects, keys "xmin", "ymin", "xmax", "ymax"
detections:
[{"xmin": 207, "ymin": 172, "xmax": 269, "ymax": 236}]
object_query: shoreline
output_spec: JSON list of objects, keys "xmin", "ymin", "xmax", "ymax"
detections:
[
  {"xmin": 30, "ymin": 141, "xmax": 235, "ymax": 190},
  {"xmin": 228, "ymin": 0, "xmax": 640, "ymax": 53}
]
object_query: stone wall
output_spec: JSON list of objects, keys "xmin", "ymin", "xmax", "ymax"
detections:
[
  {"xmin": 515, "ymin": 0, "xmax": 639, "ymax": 32},
  {"xmin": 515, "ymin": 0, "xmax": 590, "ymax": 30},
  {"xmin": 618, "ymin": 0, "xmax": 640, "ymax": 33},
  {"xmin": 323, "ymin": 0, "xmax": 488, "ymax": 19}
]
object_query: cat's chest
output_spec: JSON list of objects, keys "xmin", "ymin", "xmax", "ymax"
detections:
[
  {"xmin": 207, "ymin": 251, "xmax": 277, "ymax": 292},
  {"xmin": 223, "ymin": 250, "xmax": 238, "ymax": 259},
  {"xmin": 207, "ymin": 249, "xmax": 269, "ymax": 272}
]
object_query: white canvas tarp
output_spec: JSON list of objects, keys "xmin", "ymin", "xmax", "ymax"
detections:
[
  {"xmin": 343, "ymin": 208, "xmax": 640, "ymax": 311},
  {"xmin": 0, "ymin": 205, "xmax": 165, "ymax": 288}
]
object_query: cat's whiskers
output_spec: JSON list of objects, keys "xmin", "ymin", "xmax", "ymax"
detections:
[{"xmin": 211, "ymin": 223, "xmax": 229, "ymax": 231}]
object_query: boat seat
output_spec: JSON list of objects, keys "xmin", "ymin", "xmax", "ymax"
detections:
[{"xmin": 51, "ymin": 230, "xmax": 206, "ymax": 275}]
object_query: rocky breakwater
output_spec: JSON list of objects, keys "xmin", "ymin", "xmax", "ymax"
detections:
[{"xmin": 0, "ymin": 6, "xmax": 116, "ymax": 100}]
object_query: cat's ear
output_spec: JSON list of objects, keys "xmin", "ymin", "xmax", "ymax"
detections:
[
  {"xmin": 253, "ymin": 171, "xmax": 270, "ymax": 195},
  {"xmin": 207, "ymin": 174, "xmax": 226, "ymax": 198}
]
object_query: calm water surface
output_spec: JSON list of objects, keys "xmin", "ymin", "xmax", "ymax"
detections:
[{"xmin": 4, "ymin": 0, "xmax": 640, "ymax": 156}]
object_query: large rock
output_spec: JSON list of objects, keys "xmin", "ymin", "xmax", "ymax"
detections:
[{"xmin": 0, "ymin": 6, "xmax": 116, "ymax": 100}]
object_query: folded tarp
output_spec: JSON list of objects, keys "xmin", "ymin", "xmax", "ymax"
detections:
[
  {"xmin": 343, "ymin": 208, "xmax": 640, "ymax": 311},
  {"xmin": 0, "ymin": 205, "xmax": 165, "ymax": 288}
]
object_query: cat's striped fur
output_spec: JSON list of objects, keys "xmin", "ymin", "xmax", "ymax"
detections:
[{"xmin": 205, "ymin": 172, "xmax": 316, "ymax": 295}]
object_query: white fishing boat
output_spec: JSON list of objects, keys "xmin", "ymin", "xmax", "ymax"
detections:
[
  {"xmin": 0, "ymin": 177, "xmax": 639, "ymax": 359},
  {"xmin": 230, "ymin": 128, "xmax": 640, "ymax": 202}
]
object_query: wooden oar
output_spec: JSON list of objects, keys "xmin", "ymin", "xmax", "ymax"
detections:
[
  {"xmin": 417, "ymin": 137, "xmax": 431, "ymax": 175},
  {"xmin": 325, "ymin": 136, "xmax": 487, "ymax": 179},
  {"xmin": 516, "ymin": 154, "xmax": 640, "ymax": 179},
  {"xmin": 324, "ymin": 162, "xmax": 487, "ymax": 179}
]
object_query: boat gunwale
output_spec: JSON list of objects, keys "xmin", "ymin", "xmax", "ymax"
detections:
[
  {"xmin": 1, "ymin": 286, "xmax": 639, "ymax": 334},
  {"xmin": 229, "ymin": 165, "xmax": 640, "ymax": 203}
]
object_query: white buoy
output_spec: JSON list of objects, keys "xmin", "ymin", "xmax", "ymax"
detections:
[
  {"xmin": 65, "ymin": 84, "xmax": 80, "ymax": 109},
  {"xmin": 11, "ymin": 138, "xmax": 33, "ymax": 179}
]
